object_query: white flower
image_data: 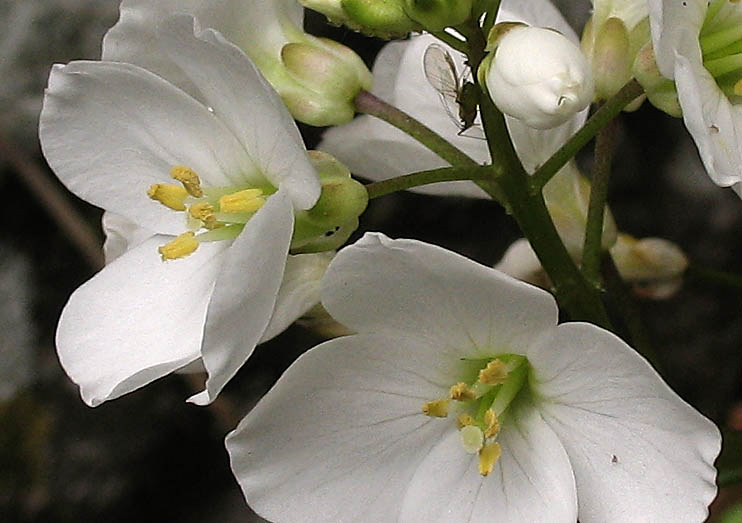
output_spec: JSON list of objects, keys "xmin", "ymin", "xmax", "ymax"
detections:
[
  {"xmin": 227, "ymin": 233, "xmax": 720, "ymax": 523},
  {"xmin": 648, "ymin": 0, "xmax": 742, "ymax": 194},
  {"xmin": 103, "ymin": 0, "xmax": 372, "ymax": 125},
  {"xmin": 496, "ymin": 233, "xmax": 689, "ymax": 300},
  {"xmin": 486, "ymin": 25, "xmax": 594, "ymax": 129},
  {"xmin": 39, "ymin": 16, "xmax": 325, "ymax": 406},
  {"xmin": 319, "ymin": 0, "xmax": 587, "ymax": 197}
]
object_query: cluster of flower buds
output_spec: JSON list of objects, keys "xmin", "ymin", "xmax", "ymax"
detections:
[{"xmin": 301, "ymin": 0, "xmax": 472, "ymax": 37}]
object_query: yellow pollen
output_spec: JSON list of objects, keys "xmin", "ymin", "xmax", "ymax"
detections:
[
  {"xmin": 483, "ymin": 409, "xmax": 500, "ymax": 438},
  {"xmin": 478, "ymin": 442, "xmax": 502, "ymax": 476},
  {"xmin": 171, "ymin": 165, "xmax": 203, "ymax": 197},
  {"xmin": 147, "ymin": 183, "xmax": 188, "ymax": 211},
  {"xmin": 479, "ymin": 359, "xmax": 508, "ymax": 385},
  {"xmin": 189, "ymin": 202, "xmax": 220, "ymax": 229},
  {"xmin": 449, "ymin": 382, "xmax": 476, "ymax": 401},
  {"xmin": 734, "ymin": 79, "xmax": 742, "ymax": 96},
  {"xmin": 219, "ymin": 189, "xmax": 266, "ymax": 214},
  {"xmin": 456, "ymin": 413, "xmax": 475, "ymax": 429},
  {"xmin": 158, "ymin": 232, "xmax": 199, "ymax": 260},
  {"xmin": 422, "ymin": 399, "xmax": 450, "ymax": 418}
]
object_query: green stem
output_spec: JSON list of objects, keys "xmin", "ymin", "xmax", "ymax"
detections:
[
  {"xmin": 582, "ymin": 118, "xmax": 617, "ymax": 287},
  {"xmin": 687, "ymin": 264, "xmax": 742, "ymax": 290},
  {"xmin": 461, "ymin": 20, "xmax": 611, "ymax": 326},
  {"xmin": 354, "ymin": 90, "xmax": 478, "ymax": 168},
  {"xmin": 478, "ymin": 94, "xmax": 611, "ymax": 326},
  {"xmin": 431, "ymin": 30, "xmax": 468, "ymax": 54},
  {"xmin": 602, "ymin": 255, "xmax": 662, "ymax": 370},
  {"xmin": 365, "ymin": 166, "xmax": 490, "ymax": 199},
  {"xmin": 353, "ymin": 89, "xmax": 507, "ymax": 204},
  {"xmin": 529, "ymin": 79, "xmax": 644, "ymax": 192}
]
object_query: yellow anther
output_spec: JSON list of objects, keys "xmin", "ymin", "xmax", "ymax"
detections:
[
  {"xmin": 449, "ymin": 382, "xmax": 476, "ymax": 401},
  {"xmin": 483, "ymin": 409, "xmax": 500, "ymax": 439},
  {"xmin": 147, "ymin": 184, "xmax": 188, "ymax": 211},
  {"xmin": 456, "ymin": 413, "xmax": 475, "ymax": 429},
  {"xmin": 459, "ymin": 425, "xmax": 485, "ymax": 454},
  {"xmin": 158, "ymin": 232, "xmax": 199, "ymax": 261},
  {"xmin": 189, "ymin": 202, "xmax": 220, "ymax": 229},
  {"xmin": 734, "ymin": 79, "xmax": 742, "ymax": 96},
  {"xmin": 171, "ymin": 165, "xmax": 203, "ymax": 197},
  {"xmin": 479, "ymin": 359, "xmax": 508, "ymax": 385},
  {"xmin": 422, "ymin": 399, "xmax": 450, "ymax": 418},
  {"xmin": 219, "ymin": 189, "xmax": 266, "ymax": 214},
  {"xmin": 478, "ymin": 442, "xmax": 502, "ymax": 476}
]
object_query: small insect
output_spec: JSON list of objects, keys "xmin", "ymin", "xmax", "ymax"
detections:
[{"xmin": 423, "ymin": 43, "xmax": 483, "ymax": 139}]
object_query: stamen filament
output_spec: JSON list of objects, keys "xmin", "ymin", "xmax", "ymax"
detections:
[
  {"xmin": 489, "ymin": 358, "xmax": 528, "ymax": 417},
  {"xmin": 195, "ymin": 224, "xmax": 244, "ymax": 242},
  {"xmin": 704, "ymin": 53, "xmax": 742, "ymax": 78},
  {"xmin": 700, "ymin": 22, "xmax": 742, "ymax": 55}
]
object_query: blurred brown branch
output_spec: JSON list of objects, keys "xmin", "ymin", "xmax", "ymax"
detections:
[{"xmin": 0, "ymin": 135, "xmax": 104, "ymax": 271}]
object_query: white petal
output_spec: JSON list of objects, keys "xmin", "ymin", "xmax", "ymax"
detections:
[
  {"xmin": 39, "ymin": 60, "xmax": 253, "ymax": 235},
  {"xmin": 494, "ymin": 238, "xmax": 544, "ymax": 283},
  {"xmin": 400, "ymin": 401, "xmax": 577, "ymax": 523},
  {"xmin": 322, "ymin": 233, "xmax": 558, "ymax": 353},
  {"xmin": 260, "ymin": 251, "xmax": 335, "ymax": 342},
  {"xmin": 56, "ymin": 236, "xmax": 227, "ymax": 406},
  {"xmin": 674, "ymin": 46, "xmax": 742, "ymax": 187},
  {"xmin": 226, "ymin": 333, "xmax": 453, "ymax": 522},
  {"xmin": 531, "ymin": 322, "xmax": 720, "ymax": 522},
  {"xmin": 157, "ymin": 15, "xmax": 321, "ymax": 210},
  {"xmin": 190, "ymin": 190, "xmax": 294, "ymax": 405},
  {"xmin": 101, "ymin": 212, "xmax": 155, "ymax": 264},
  {"xmin": 648, "ymin": 0, "xmax": 706, "ymax": 79},
  {"xmin": 102, "ymin": 0, "xmax": 302, "ymax": 96},
  {"xmin": 320, "ymin": 117, "xmax": 489, "ymax": 197},
  {"xmin": 498, "ymin": 0, "xmax": 578, "ymax": 43}
]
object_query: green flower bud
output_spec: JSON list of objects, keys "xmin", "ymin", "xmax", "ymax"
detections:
[
  {"xmin": 292, "ymin": 151, "xmax": 369, "ymax": 253},
  {"xmin": 583, "ymin": 17, "xmax": 632, "ymax": 101},
  {"xmin": 403, "ymin": 0, "xmax": 473, "ymax": 31},
  {"xmin": 273, "ymin": 36, "xmax": 372, "ymax": 127},
  {"xmin": 301, "ymin": 0, "xmax": 349, "ymax": 24},
  {"xmin": 341, "ymin": 0, "xmax": 421, "ymax": 38},
  {"xmin": 633, "ymin": 42, "xmax": 682, "ymax": 117}
]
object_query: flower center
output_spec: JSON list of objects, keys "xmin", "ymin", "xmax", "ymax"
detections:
[
  {"xmin": 700, "ymin": 0, "xmax": 742, "ymax": 102},
  {"xmin": 147, "ymin": 165, "xmax": 275, "ymax": 260},
  {"xmin": 422, "ymin": 354, "xmax": 529, "ymax": 476}
]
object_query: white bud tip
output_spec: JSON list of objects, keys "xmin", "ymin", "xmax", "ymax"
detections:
[{"xmin": 486, "ymin": 26, "xmax": 594, "ymax": 129}]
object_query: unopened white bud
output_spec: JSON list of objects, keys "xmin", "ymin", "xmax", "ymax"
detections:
[{"xmin": 485, "ymin": 26, "xmax": 594, "ymax": 129}]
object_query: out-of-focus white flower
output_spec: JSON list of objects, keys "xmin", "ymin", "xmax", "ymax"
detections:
[
  {"xmin": 485, "ymin": 25, "xmax": 594, "ymax": 129},
  {"xmin": 647, "ymin": 0, "xmax": 742, "ymax": 194},
  {"xmin": 103, "ymin": 0, "xmax": 372, "ymax": 126},
  {"xmin": 320, "ymin": 0, "xmax": 588, "ymax": 197},
  {"xmin": 227, "ymin": 233, "xmax": 720, "ymax": 522},
  {"xmin": 40, "ymin": 16, "xmax": 326, "ymax": 406},
  {"xmin": 496, "ymin": 233, "xmax": 689, "ymax": 300}
]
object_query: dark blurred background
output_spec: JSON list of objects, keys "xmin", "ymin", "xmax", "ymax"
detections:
[{"xmin": 1, "ymin": 1, "xmax": 741, "ymax": 521}]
